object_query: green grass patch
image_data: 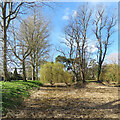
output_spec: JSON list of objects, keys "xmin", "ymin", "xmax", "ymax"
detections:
[{"xmin": 1, "ymin": 80, "xmax": 43, "ymax": 116}]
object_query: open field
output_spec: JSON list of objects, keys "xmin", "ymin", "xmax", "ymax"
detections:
[{"xmin": 3, "ymin": 82, "xmax": 120, "ymax": 119}]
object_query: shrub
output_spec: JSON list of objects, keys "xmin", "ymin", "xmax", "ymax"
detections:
[
  {"xmin": 101, "ymin": 64, "xmax": 118, "ymax": 83},
  {"xmin": 39, "ymin": 62, "xmax": 72, "ymax": 85}
]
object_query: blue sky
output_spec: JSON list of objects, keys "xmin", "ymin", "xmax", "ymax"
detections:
[{"xmin": 42, "ymin": 2, "xmax": 118, "ymax": 62}]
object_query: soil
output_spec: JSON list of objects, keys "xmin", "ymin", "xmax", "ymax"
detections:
[{"xmin": 4, "ymin": 82, "xmax": 120, "ymax": 119}]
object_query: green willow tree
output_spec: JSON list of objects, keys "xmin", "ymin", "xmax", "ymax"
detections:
[{"xmin": 39, "ymin": 62, "xmax": 72, "ymax": 85}]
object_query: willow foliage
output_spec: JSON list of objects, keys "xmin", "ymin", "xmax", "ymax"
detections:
[{"xmin": 39, "ymin": 62, "xmax": 72, "ymax": 85}]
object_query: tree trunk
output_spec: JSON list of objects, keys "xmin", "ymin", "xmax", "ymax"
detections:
[
  {"xmin": 50, "ymin": 66, "xmax": 53, "ymax": 85},
  {"xmin": 32, "ymin": 65, "xmax": 35, "ymax": 80},
  {"xmin": 22, "ymin": 60, "xmax": 27, "ymax": 82},
  {"xmin": 97, "ymin": 44, "xmax": 102, "ymax": 83},
  {"xmin": 81, "ymin": 70, "xmax": 85, "ymax": 83},
  {"xmin": 82, "ymin": 72, "xmax": 85, "ymax": 83},
  {"xmin": 36, "ymin": 64, "xmax": 38, "ymax": 80},
  {"xmin": 97, "ymin": 63, "xmax": 102, "ymax": 82},
  {"xmin": 74, "ymin": 75, "xmax": 77, "ymax": 84},
  {"xmin": 72, "ymin": 71, "xmax": 78, "ymax": 84},
  {"xmin": 3, "ymin": 5, "xmax": 8, "ymax": 82}
]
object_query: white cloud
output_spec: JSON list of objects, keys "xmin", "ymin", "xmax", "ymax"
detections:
[
  {"xmin": 87, "ymin": 44, "xmax": 98, "ymax": 53},
  {"xmin": 62, "ymin": 10, "xmax": 77, "ymax": 20},
  {"xmin": 86, "ymin": 39, "xmax": 98, "ymax": 53},
  {"xmin": 89, "ymin": 44, "xmax": 98, "ymax": 53},
  {"xmin": 62, "ymin": 15, "xmax": 69, "ymax": 20},
  {"xmin": 72, "ymin": 10, "xmax": 77, "ymax": 18},
  {"xmin": 62, "ymin": 8, "xmax": 70, "ymax": 21}
]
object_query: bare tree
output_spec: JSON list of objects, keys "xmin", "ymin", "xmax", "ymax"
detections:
[
  {"xmin": 0, "ymin": 2, "xmax": 24, "ymax": 81},
  {"xmin": 26, "ymin": 12, "xmax": 50, "ymax": 80},
  {"xmin": 63, "ymin": 3, "xmax": 92, "ymax": 83},
  {"xmin": 77, "ymin": 4, "xmax": 92, "ymax": 83},
  {"xmin": 9, "ymin": 20, "xmax": 33, "ymax": 81},
  {"xmin": 93, "ymin": 6, "xmax": 117, "ymax": 82}
]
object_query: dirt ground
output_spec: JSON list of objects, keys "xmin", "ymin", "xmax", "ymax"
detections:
[{"xmin": 5, "ymin": 82, "xmax": 120, "ymax": 119}]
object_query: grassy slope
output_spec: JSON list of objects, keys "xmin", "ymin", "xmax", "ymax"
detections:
[{"xmin": 1, "ymin": 80, "xmax": 43, "ymax": 116}]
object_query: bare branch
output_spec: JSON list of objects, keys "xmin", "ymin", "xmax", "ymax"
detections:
[
  {"xmin": 0, "ymin": 22, "xmax": 3, "ymax": 29},
  {"xmin": 5, "ymin": 3, "xmax": 23, "ymax": 19}
]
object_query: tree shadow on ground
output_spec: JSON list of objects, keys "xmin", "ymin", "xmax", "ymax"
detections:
[
  {"xmin": 12, "ymin": 97, "xmax": 119, "ymax": 118},
  {"xmin": 94, "ymin": 99, "xmax": 120, "ymax": 109},
  {"xmin": 21, "ymin": 81, "xmax": 43, "ymax": 88}
]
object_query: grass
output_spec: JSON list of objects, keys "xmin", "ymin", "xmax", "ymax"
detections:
[{"xmin": 1, "ymin": 80, "xmax": 43, "ymax": 116}]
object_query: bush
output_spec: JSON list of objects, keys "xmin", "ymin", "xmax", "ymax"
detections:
[
  {"xmin": 39, "ymin": 62, "xmax": 72, "ymax": 85},
  {"xmin": 63, "ymin": 71, "xmax": 73, "ymax": 85},
  {"xmin": 101, "ymin": 64, "xmax": 118, "ymax": 83}
]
